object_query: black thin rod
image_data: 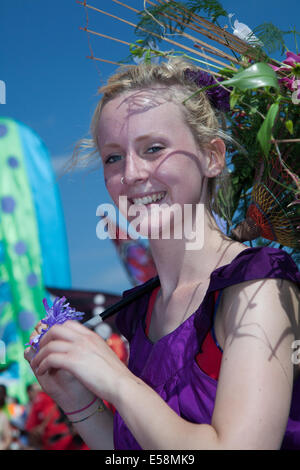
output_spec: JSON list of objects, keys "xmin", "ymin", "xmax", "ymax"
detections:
[{"xmin": 83, "ymin": 276, "xmax": 160, "ymax": 329}]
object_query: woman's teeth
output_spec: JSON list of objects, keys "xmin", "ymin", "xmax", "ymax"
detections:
[{"xmin": 132, "ymin": 192, "xmax": 166, "ymax": 205}]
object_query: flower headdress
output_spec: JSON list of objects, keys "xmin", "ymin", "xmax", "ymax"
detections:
[{"xmin": 78, "ymin": 0, "xmax": 300, "ymax": 261}]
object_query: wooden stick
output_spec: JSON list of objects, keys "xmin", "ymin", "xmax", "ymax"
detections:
[
  {"xmin": 128, "ymin": 0, "xmax": 246, "ymax": 56},
  {"xmin": 193, "ymin": 44, "xmax": 238, "ymax": 63},
  {"xmin": 80, "ymin": 28, "xmax": 132, "ymax": 47},
  {"xmin": 77, "ymin": 2, "xmax": 232, "ymax": 71},
  {"xmin": 272, "ymin": 139, "xmax": 300, "ymax": 143},
  {"xmin": 77, "ymin": 2, "xmax": 138, "ymax": 26},
  {"xmin": 87, "ymin": 56, "xmax": 135, "ymax": 67},
  {"xmin": 79, "ymin": 27, "xmax": 223, "ymax": 75},
  {"xmin": 111, "ymin": 0, "xmax": 259, "ymax": 62},
  {"xmin": 140, "ymin": 0, "xmax": 239, "ymax": 64},
  {"xmin": 149, "ymin": 0, "xmax": 253, "ymax": 62},
  {"xmin": 89, "ymin": 54, "xmax": 221, "ymax": 76},
  {"xmin": 110, "ymin": 0, "xmax": 140, "ymax": 14},
  {"xmin": 146, "ymin": 0, "xmax": 240, "ymax": 65},
  {"xmin": 154, "ymin": 0, "xmax": 255, "ymax": 53}
]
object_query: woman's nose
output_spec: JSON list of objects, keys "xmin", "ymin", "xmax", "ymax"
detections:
[{"xmin": 123, "ymin": 151, "xmax": 149, "ymax": 185}]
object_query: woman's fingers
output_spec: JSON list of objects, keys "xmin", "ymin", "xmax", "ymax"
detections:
[
  {"xmin": 25, "ymin": 320, "xmax": 92, "ymax": 364},
  {"xmin": 25, "ymin": 320, "xmax": 111, "ymax": 380},
  {"xmin": 24, "ymin": 346, "xmax": 36, "ymax": 363},
  {"xmin": 38, "ymin": 322, "xmax": 81, "ymax": 349},
  {"xmin": 31, "ymin": 340, "xmax": 71, "ymax": 373},
  {"xmin": 35, "ymin": 352, "xmax": 69, "ymax": 376},
  {"xmin": 28, "ymin": 321, "xmax": 45, "ymax": 343},
  {"xmin": 58, "ymin": 319, "xmax": 97, "ymax": 336},
  {"xmin": 25, "ymin": 321, "xmax": 45, "ymax": 362},
  {"xmin": 35, "ymin": 320, "xmax": 46, "ymax": 334}
]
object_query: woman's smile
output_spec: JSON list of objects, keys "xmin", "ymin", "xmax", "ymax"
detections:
[{"xmin": 129, "ymin": 191, "xmax": 167, "ymax": 206}]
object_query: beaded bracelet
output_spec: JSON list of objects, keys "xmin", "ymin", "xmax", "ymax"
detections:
[{"xmin": 69, "ymin": 402, "xmax": 106, "ymax": 424}]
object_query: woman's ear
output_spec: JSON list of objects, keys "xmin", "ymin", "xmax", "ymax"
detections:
[{"xmin": 202, "ymin": 138, "xmax": 226, "ymax": 178}]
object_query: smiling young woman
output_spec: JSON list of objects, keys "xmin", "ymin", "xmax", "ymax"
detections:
[
  {"xmin": 25, "ymin": 57, "xmax": 300, "ymax": 450},
  {"xmin": 97, "ymin": 85, "xmax": 225, "ymax": 241}
]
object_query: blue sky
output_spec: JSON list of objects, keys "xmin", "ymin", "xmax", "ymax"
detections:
[{"xmin": 1, "ymin": 0, "xmax": 299, "ymax": 295}]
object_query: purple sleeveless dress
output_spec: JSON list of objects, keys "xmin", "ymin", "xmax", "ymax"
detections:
[{"xmin": 113, "ymin": 247, "xmax": 300, "ymax": 450}]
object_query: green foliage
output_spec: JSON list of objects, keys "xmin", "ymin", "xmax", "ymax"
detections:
[
  {"xmin": 186, "ymin": 0, "xmax": 228, "ymax": 22},
  {"xmin": 135, "ymin": 0, "xmax": 227, "ymax": 44},
  {"xmin": 221, "ymin": 62, "xmax": 280, "ymax": 92},
  {"xmin": 252, "ymin": 23, "xmax": 287, "ymax": 55},
  {"xmin": 135, "ymin": 1, "xmax": 192, "ymax": 44},
  {"xmin": 257, "ymin": 102, "xmax": 280, "ymax": 156},
  {"xmin": 285, "ymin": 119, "xmax": 294, "ymax": 135}
]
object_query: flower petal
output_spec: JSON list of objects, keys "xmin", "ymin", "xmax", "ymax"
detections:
[{"xmin": 284, "ymin": 51, "xmax": 300, "ymax": 66}]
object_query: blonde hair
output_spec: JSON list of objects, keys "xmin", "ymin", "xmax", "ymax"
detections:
[{"xmin": 71, "ymin": 57, "xmax": 243, "ymax": 224}]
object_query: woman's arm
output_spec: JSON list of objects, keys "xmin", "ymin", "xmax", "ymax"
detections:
[
  {"xmin": 211, "ymin": 277, "xmax": 298, "ymax": 449},
  {"xmin": 112, "ymin": 278, "xmax": 298, "ymax": 450},
  {"xmin": 71, "ymin": 406, "xmax": 114, "ymax": 450}
]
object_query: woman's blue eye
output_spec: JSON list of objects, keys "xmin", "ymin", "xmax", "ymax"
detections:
[
  {"xmin": 105, "ymin": 147, "xmax": 163, "ymax": 163},
  {"xmin": 105, "ymin": 155, "xmax": 122, "ymax": 164},
  {"xmin": 147, "ymin": 146, "xmax": 164, "ymax": 154}
]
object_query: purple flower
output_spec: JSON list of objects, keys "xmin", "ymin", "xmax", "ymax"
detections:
[
  {"xmin": 27, "ymin": 297, "xmax": 85, "ymax": 352},
  {"xmin": 184, "ymin": 68, "xmax": 231, "ymax": 112},
  {"xmin": 269, "ymin": 51, "xmax": 300, "ymax": 94},
  {"xmin": 283, "ymin": 51, "xmax": 300, "ymax": 68}
]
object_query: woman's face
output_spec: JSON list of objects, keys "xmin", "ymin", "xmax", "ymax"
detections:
[{"xmin": 97, "ymin": 88, "xmax": 212, "ymax": 237}]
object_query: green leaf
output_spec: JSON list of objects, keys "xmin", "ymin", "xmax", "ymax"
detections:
[
  {"xmin": 257, "ymin": 102, "xmax": 280, "ymax": 156},
  {"xmin": 144, "ymin": 50, "xmax": 151, "ymax": 64},
  {"xmin": 186, "ymin": 0, "xmax": 228, "ymax": 22},
  {"xmin": 229, "ymin": 90, "xmax": 240, "ymax": 109},
  {"xmin": 249, "ymin": 107, "xmax": 258, "ymax": 115},
  {"xmin": 285, "ymin": 120, "xmax": 294, "ymax": 135},
  {"xmin": 221, "ymin": 63, "xmax": 280, "ymax": 92}
]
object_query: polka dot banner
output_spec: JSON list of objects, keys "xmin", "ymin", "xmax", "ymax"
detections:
[
  {"xmin": 1, "ymin": 196, "xmax": 16, "ymax": 213},
  {"xmin": 26, "ymin": 272, "xmax": 38, "ymax": 288},
  {"xmin": 14, "ymin": 241, "xmax": 27, "ymax": 255},
  {"xmin": 0, "ymin": 124, "xmax": 7, "ymax": 138},
  {"xmin": 18, "ymin": 310, "xmax": 36, "ymax": 331},
  {"xmin": 7, "ymin": 156, "xmax": 19, "ymax": 169},
  {"xmin": 0, "ymin": 116, "xmax": 70, "ymax": 404}
]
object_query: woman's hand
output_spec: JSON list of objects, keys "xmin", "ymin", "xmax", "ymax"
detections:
[
  {"xmin": 25, "ymin": 320, "xmax": 132, "ymax": 410},
  {"xmin": 24, "ymin": 320, "xmax": 94, "ymax": 413}
]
